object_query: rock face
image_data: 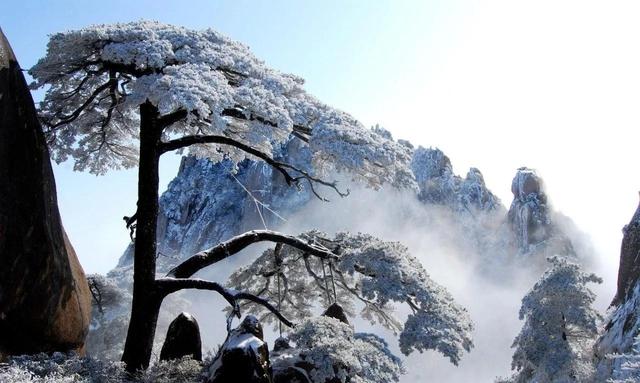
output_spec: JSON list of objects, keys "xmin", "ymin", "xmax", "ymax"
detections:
[
  {"xmin": 507, "ymin": 168, "xmax": 551, "ymax": 253},
  {"xmin": 614, "ymin": 198, "xmax": 640, "ymax": 306},
  {"xmin": 160, "ymin": 312, "xmax": 202, "ymax": 361},
  {"xmin": 0, "ymin": 28, "xmax": 91, "ymax": 357},
  {"xmin": 595, "ymin": 198, "xmax": 640, "ymax": 376},
  {"xmin": 507, "ymin": 167, "xmax": 574, "ymax": 257},
  {"xmin": 207, "ymin": 316, "xmax": 271, "ymax": 383}
]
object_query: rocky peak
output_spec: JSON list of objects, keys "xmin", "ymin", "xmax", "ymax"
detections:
[
  {"xmin": 118, "ymin": 140, "xmax": 504, "ymax": 269},
  {"xmin": 510, "ymin": 167, "xmax": 544, "ymax": 201},
  {"xmin": 411, "ymin": 146, "xmax": 500, "ymax": 212},
  {"xmin": 507, "ymin": 167, "xmax": 553, "ymax": 254},
  {"xmin": 505, "ymin": 167, "xmax": 580, "ymax": 260},
  {"xmin": 460, "ymin": 167, "xmax": 499, "ymax": 211},
  {"xmin": 411, "ymin": 147, "xmax": 453, "ymax": 183}
]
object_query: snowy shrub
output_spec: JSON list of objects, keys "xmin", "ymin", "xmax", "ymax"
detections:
[
  {"xmin": 272, "ymin": 316, "xmax": 403, "ymax": 383},
  {"xmin": 0, "ymin": 353, "xmax": 126, "ymax": 383},
  {"xmin": 0, "ymin": 353, "xmax": 204, "ymax": 383},
  {"xmin": 86, "ymin": 274, "xmax": 132, "ymax": 361}
]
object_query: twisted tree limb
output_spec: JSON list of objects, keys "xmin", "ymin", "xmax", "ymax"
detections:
[
  {"xmin": 156, "ymin": 277, "xmax": 294, "ymax": 328},
  {"xmin": 167, "ymin": 229, "xmax": 338, "ymax": 278}
]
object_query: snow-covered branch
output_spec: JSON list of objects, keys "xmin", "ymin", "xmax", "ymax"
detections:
[
  {"xmin": 156, "ymin": 277, "xmax": 294, "ymax": 328},
  {"xmin": 166, "ymin": 229, "xmax": 339, "ymax": 279}
]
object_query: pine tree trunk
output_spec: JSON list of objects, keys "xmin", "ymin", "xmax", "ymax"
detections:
[{"xmin": 121, "ymin": 102, "xmax": 163, "ymax": 372}]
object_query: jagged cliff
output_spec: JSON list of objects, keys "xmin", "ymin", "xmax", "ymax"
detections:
[
  {"xmin": 614, "ymin": 197, "xmax": 640, "ymax": 306},
  {"xmin": 411, "ymin": 147, "xmax": 501, "ymax": 212},
  {"xmin": 595, "ymin": 199, "xmax": 640, "ymax": 379},
  {"xmin": 116, "ymin": 141, "xmax": 585, "ymax": 270}
]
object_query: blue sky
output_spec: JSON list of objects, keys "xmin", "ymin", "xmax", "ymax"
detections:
[
  {"xmin": 1, "ymin": 0, "xmax": 466, "ymax": 272},
  {"xmin": 2, "ymin": 0, "xmax": 640, "ymax": 293}
]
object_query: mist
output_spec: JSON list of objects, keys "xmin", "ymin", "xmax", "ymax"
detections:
[{"xmin": 167, "ymin": 177, "xmax": 615, "ymax": 383}]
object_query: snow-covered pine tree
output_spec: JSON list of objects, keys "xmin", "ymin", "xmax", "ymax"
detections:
[
  {"xmin": 227, "ymin": 231, "xmax": 474, "ymax": 367},
  {"xmin": 501, "ymin": 257, "xmax": 602, "ymax": 383},
  {"xmin": 29, "ymin": 21, "xmax": 471, "ymax": 372}
]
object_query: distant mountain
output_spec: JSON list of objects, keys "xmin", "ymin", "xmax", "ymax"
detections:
[
  {"xmin": 117, "ymin": 132, "xmax": 510, "ymax": 270},
  {"xmin": 116, "ymin": 130, "xmax": 582, "ymax": 271}
]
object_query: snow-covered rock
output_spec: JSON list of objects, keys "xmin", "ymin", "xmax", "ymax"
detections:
[
  {"xmin": 207, "ymin": 315, "xmax": 271, "ymax": 383},
  {"xmin": 322, "ymin": 303, "xmax": 349, "ymax": 325},
  {"xmin": 411, "ymin": 147, "xmax": 501, "ymax": 212}
]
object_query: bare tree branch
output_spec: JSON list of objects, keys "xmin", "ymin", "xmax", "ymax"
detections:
[
  {"xmin": 44, "ymin": 80, "xmax": 112, "ymax": 129},
  {"xmin": 156, "ymin": 277, "xmax": 294, "ymax": 328},
  {"xmin": 159, "ymin": 134, "xmax": 297, "ymax": 183},
  {"xmin": 87, "ymin": 277, "xmax": 104, "ymax": 315},
  {"xmin": 167, "ymin": 230, "xmax": 338, "ymax": 279},
  {"xmin": 159, "ymin": 134, "xmax": 349, "ymax": 199}
]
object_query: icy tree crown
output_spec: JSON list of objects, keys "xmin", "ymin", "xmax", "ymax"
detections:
[
  {"xmin": 30, "ymin": 21, "xmax": 414, "ymax": 188},
  {"xmin": 227, "ymin": 230, "xmax": 474, "ymax": 365}
]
